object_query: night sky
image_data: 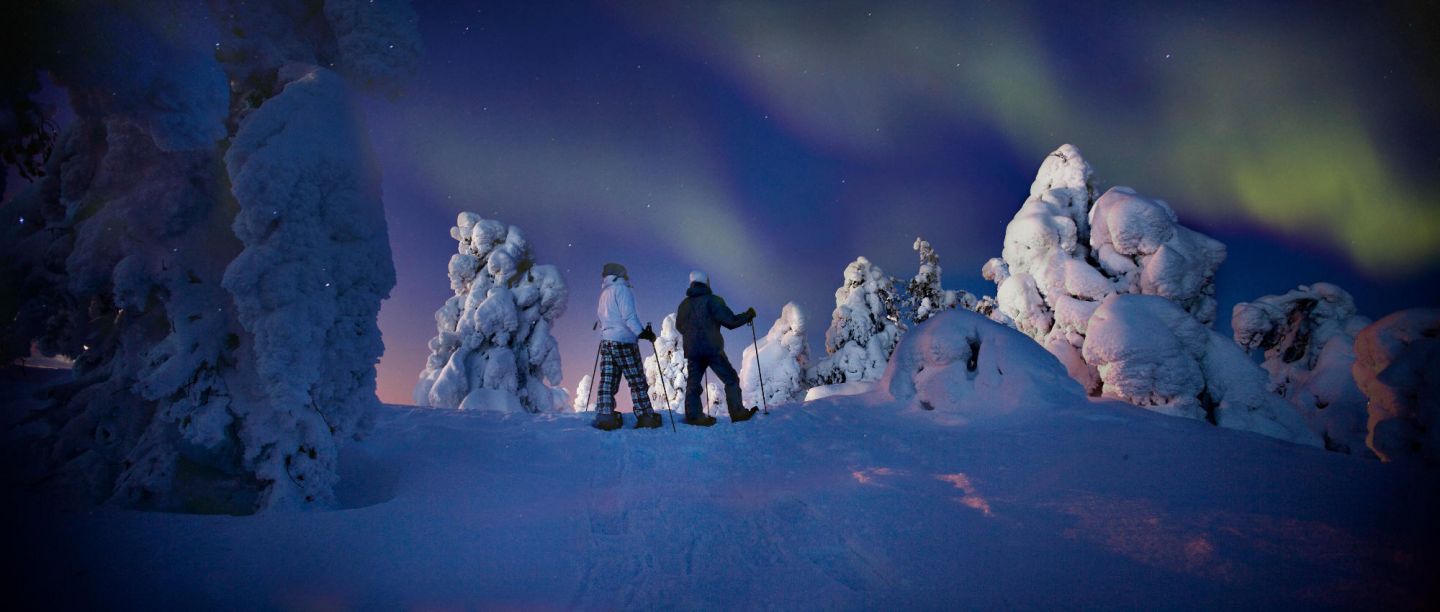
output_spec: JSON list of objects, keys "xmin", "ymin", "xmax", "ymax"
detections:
[{"xmin": 365, "ymin": 1, "xmax": 1440, "ymax": 406}]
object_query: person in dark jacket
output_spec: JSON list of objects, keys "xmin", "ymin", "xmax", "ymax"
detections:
[{"xmin": 674, "ymin": 270, "xmax": 757, "ymax": 426}]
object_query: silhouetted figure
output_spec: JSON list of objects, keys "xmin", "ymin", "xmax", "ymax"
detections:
[{"xmin": 675, "ymin": 270, "xmax": 757, "ymax": 426}]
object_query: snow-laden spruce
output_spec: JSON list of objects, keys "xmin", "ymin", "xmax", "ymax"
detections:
[
  {"xmin": 642, "ymin": 313, "xmax": 687, "ymax": 413},
  {"xmin": 1084, "ymin": 295, "xmax": 1321, "ymax": 446},
  {"xmin": 740, "ymin": 302, "xmax": 810, "ymax": 407},
  {"xmin": 982, "ymin": 145, "xmax": 1226, "ymax": 393},
  {"xmin": 900, "ymin": 238, "xmax": 977, "ymax": 324},
  {"xmin": 1233, "ymin": 283, "xmax": 1373, "ymax": 455},
  {"xmin": 0, "ymin": 0, "xmax": 418, "ymax": 512},
  {"xmin": 1352, "ymin": 309, "xmax": 1440, "ymax": 465},
  {"xmin": 222, "ymin": 65, "xmax": 398, "ymax": 507},
  {"xmin": 878, "ymin": 309, "xmax": 1085, "ymax": 423},
  {"xmin": 809, "ymin": 257, "xmax": 903, "ymax": 385},
  {"xmin": 414, "ymin": 213, "xmax": 569, "ymax": 413},
  {"xmin": 572, "ymin": 375, "xmax": 594, "ymax": 412}
]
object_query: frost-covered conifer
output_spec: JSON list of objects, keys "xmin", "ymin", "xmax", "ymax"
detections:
[
  {"xmin": 1233, "ymin": 283, "xmax": 1372, "ymax": 454},
  {"xmin": 740, "ymin": 302, "xmax": 810, "ymax": 407},
  {"xmin": 900, "ymin": 237, "xmax": 978, "ymax": 325},
  {"xmin": 642, "ymin": 313, "xmax": 687, "ymax": 413},
  {"xmin": 1084, "ymin": 295, "xmax": 1321, "ymax": 446},
  {"xmin": 414, "ymin": 213, "xmax": 569, "ymax": 413},
  {"xmin": 572, "ymin": 375, "xmax": 594, "ymax": 412},
  {"xmin": 1352, "ymin": 309, "xmax": 1440, "ymax": 465},
  {"xmin": 809, "ymin": 257, "xmax": 903, "ymax": 385},
  {"xmin": 983, "ymin": 145, "xmax": 1226, "ymax": 393},
  {"xmin": 0, "ymin": 0, "xmax": 420, "ymax": 512}
]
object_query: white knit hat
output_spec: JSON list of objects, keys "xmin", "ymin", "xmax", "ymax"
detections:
[{"xmin": 689, "ymin": 270, "xmax": 709, "ymax": 285}]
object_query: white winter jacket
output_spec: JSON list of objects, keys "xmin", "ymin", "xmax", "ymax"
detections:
[{"xmin": 598, "ymin": 275, "xmax": 644, "ymax": 343}]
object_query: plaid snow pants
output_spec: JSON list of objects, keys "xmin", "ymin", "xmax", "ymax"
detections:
[{"xmin": 596, "ymin": 340, "xmax": 655, "ymax": 415}]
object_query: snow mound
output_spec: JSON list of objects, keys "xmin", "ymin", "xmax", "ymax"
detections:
[
  {"xmin": 1084, "ymin": 295, "xmax": 1321, "ymax": 446},
  {"xmin": 1353, "ymin": 309, "xmax": 1440, "ymax": 465},
  {"xmin": 414, "ymin": 213, "xmax": 569, "ymax": 413},
  {"xmin": 878, "ymin": 309, "xmax": 1085, "ymax": 422},
  {"xmin": 803, "ymin": 381, "xmax": 875, "ymax": 402},
  {"xmin": 1233, "ymin": 283, "xmax": 1372, "ymax": 454},
  {"xmin": 741, "ymin": 302, "xmax": 810, "ymax": 407}
]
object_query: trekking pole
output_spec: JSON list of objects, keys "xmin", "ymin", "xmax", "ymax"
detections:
[
  {"xmin": 645, "ymin": 330, "xmax": 678, "ymax": 432},
  {"xmin": 749, "ymin": 320, "xmax": 769, "ymax": 415},
  {"xmin": 586, "ymin": 321, "xmax": 601, "ymax": 412}
]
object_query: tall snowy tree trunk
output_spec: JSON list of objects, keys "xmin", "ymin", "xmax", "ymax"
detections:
[{"xmin": 222, "ymin": 66, "xmax": 395, "ymax": 507}]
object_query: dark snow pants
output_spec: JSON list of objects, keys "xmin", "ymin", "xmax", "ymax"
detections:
[
  {"xmin": 597, "ymin": 340, "xmax": 655, "ymax": 415},
  {"xmin": 684, "ymin": 353, "xmax": 746, "ymax": 420}
]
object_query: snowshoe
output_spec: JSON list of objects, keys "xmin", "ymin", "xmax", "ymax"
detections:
[
  {"xmin": 683, "ymin": 414, "xmax": 717, "ymax": 427},
  {"xmin": 634, "ymin": 411, "xmax": 663, "ymax": 429},
  {"xmin": 593, "ymin": 412, "xmax": 623, "ymax": 431},
  {"xmin": 730, "ymin": 406, "xmax": 759, "ymax": 423}
]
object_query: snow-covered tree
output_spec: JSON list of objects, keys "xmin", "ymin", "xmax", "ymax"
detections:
[
  {"xmin": 414, "ymin": 213, "xmax": 568, "ymax": 413},
  {"xmin": 740, "ymin": 302, "xmax": 810, "ymax": 407},
  {"xmin": 1352, "ymin": 309, "xmax": 1440, "ymax": 465},
  {"xmin": 572, "ymin": 374, "xmax": 594, "ymax": 412},
  {"xmin": 1083, "ymin": 295, "xmax": 1321, "ymax": 446},
  {"xmin": 0, "ymin": 0, "xmax": 420, "ymax": 512},
  {"xmin": 809, "ymin": 256, "xmax": 903, "ymax": 385},
  {"xmin": 1232, "ymin": 283, "xmax": 1373, "ymax": 454},
  {"xmin": 897, "ymin": 237, "xmax": 980, "ymax": 325},
  {"xmin": 642, "ymin": 313, "xmax": 687, "ymax": 414},
  {"xmin": 983, "ymin": 144, "xmax": 1226, "ymax": 393}
]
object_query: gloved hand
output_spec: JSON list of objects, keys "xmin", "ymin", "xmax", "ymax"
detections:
[
  {"xmin": 638, "ymin": 324, "xmax": 657, "ymax": 342},
  {"xmin": 742, "ymin": 307, "xmax": 757, "ymax": 323}
]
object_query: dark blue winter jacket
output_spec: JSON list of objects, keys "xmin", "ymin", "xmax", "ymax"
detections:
[{"xmin": 675, "ymin": 282, "xmax": 753, "ymax": 358}]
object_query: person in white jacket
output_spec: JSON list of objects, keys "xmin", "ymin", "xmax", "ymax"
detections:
[{"xmin": 593, "ymin": 262, "xmax": 662, "ymax": 430}]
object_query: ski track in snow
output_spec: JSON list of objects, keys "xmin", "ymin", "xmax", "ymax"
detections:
[{"xmin": 4, "ymin": 386, "xmax": 1439, "ymax": 609}]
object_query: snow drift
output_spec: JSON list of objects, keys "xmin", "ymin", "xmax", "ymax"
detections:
[
  {"xmin": 877, "ymin": 309, "xmax": 1086, "ymax": 423},
  {"xmin": 414, "ymin": 213, "xmax": 569, "ymax": 413},
  {"xmin": 1232, "ymin": 283, "xmax": 1372, "ymax": 454}
]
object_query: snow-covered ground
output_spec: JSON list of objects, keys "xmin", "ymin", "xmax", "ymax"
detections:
[{"xmin": 4, "ymin": 366, "xmax": 1435, "ymax": 609}]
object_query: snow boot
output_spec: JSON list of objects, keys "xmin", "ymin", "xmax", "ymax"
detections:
[
  {"xmin": 683, "ymin": 414, "xmax": 717, "ymax": 427},
  {"xmin": 730, "ymin": 407, "xmax": 759, "ymax": 423},
  {"xmin": 593, "ymin": 412, "xmax": 623, "ymax": 431},
  {"xmin": 634, "ymin": 411, "xmax": 663, "ymax": 429}
]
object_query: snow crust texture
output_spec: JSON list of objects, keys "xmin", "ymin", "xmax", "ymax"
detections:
[
  {"xmin": 1233, "ymin": 283, "xmax": 1373, "ymax": 454},
  {"xmin": 1353, "ymin": 309, "xmax": 1440, "ymax": 465},
  {"xmin": 1084, "ymin": 295, "xmax": 1321, "ymax": 446},
  {"xmin": 414, "ymin": 213, "xmax": 569, "ymax": 414}
]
